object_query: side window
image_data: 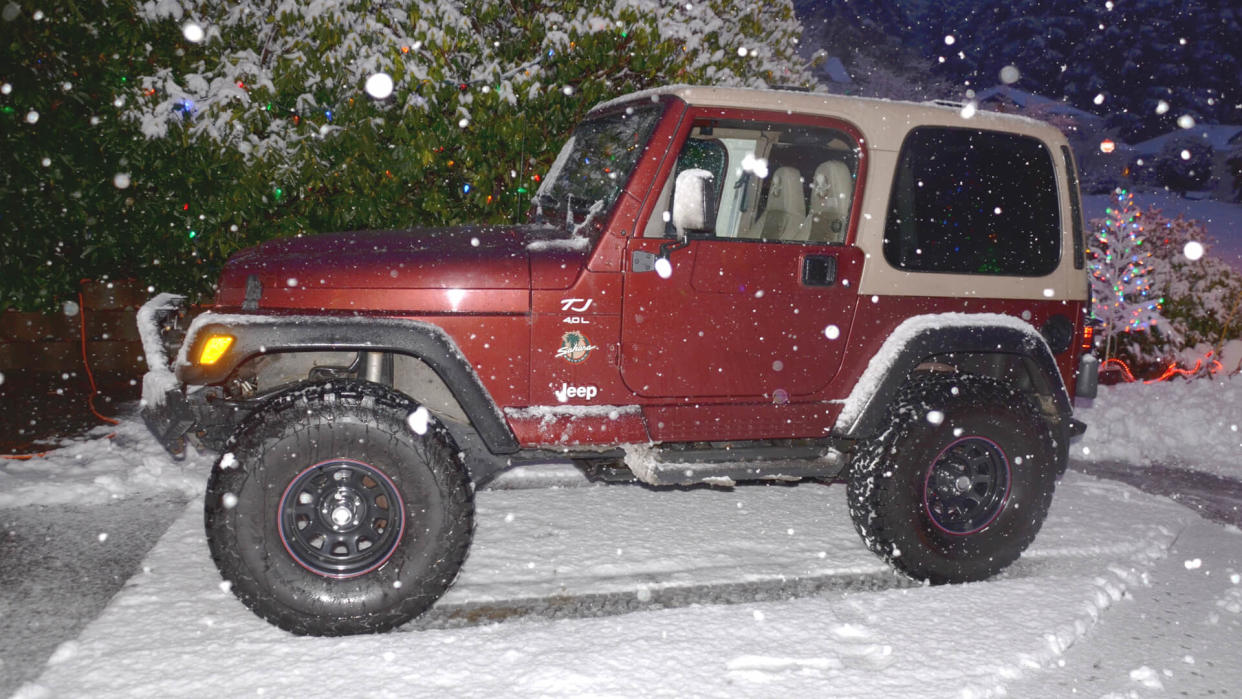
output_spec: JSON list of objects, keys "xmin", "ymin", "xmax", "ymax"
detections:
[
  {"xmin": 647, "ymin": 120, "xmax": 858, "ymax": 244},
  {"xmin": 884, "ymin": 127, "xmax": 1061, "ymax": 276},
  {"xmin": 1061, "ymin": 145, "xmax": 1086, "ymax": 270}
]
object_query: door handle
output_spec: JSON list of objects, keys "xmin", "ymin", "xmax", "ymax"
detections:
[{"xmin": 802, "ymin": 255, "xmax": 837, "ymax": 286}]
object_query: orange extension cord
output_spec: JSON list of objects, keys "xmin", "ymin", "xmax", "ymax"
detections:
[{"xmin": 2, "ymin": 287, "xmax": 119, "ymax": 460}]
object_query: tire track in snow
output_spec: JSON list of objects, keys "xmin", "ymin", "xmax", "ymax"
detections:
[
  {"xmin": 405, "ymin": 570, "xmax": 918, "ymax": 630},
  {"xmin": 1072, "ymin": 459, "xmax": 1242, "ymax": 527}
]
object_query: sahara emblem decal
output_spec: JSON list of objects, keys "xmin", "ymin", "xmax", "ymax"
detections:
[{"xmin": 556, "ymin": 331, "xmax": 598, "ymax": 363}]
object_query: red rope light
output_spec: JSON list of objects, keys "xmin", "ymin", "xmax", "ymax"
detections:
[
  {"xmin": 1100, "ymin": 357, "xmax": 1137, "ymax": 383},
  {"xmin": 1142, "ymin": 351, "xmax": 1224, "ymax": 384},
  {"xmin": 1101, "ymin": 351, "xmax": 1224, "ymax": 384}
]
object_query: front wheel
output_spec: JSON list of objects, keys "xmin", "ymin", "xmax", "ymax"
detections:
[
  {"xmin": 205, "ymin": 380, "xmax": 474, "ymax": 635},
  {"xmin": 847, "ymin": 376, "xmax": 1060, "ymax": 584}
]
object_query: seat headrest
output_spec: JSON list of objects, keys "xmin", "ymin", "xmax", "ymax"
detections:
[
  {"xmin": 809, "ymin": 160, "xmax": 853, "ymax": 216},
  {"xmin": 768, "ymin": 166, "xmax": 805, "ymax": 217}
]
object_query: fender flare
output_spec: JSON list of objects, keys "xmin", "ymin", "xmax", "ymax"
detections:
[
  {"xmin": 835, "ymin": 313, "xmax": 1072, "ymax": 440},
  {"xmin": 174, "ymin": 312, "xmax": 519, "ymax": 455}
]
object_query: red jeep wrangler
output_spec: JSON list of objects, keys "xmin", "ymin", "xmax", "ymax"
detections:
[{"xmin": 138, "ymin": 85, "xmax": 1098, "ymax": 636}]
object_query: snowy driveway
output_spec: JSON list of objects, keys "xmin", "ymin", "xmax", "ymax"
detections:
[
  {"xmin": 7, "ymin": 378, "xmax": 1242, "ymax": 697},
  {"xmin": 15, "ymin": 469, "xmax": 1242, "ymax": 698}
]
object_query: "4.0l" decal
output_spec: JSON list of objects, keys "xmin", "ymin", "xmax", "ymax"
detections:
[{"xmin": 560, "ymin": 298, "xmax": 593, "ymax": 325}]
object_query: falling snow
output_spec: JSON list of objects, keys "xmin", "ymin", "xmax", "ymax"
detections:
[
  {"xmin": 407, "ymin": 406, "xmax": 430, "ymax": 435},
  {"xmin": 364, "ymin": 72, "xmax": 394, "ymax": 100},
  {"xmin": 181, "ymin": 21, "xmax": 204, "ymax": 43}
]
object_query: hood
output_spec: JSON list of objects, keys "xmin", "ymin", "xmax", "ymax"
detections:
[{"xmin": 215, "ymin": 224, "xmax": 592, "ymax": 313}]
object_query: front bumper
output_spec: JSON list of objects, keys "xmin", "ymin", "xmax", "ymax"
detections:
[{"xmin": 136, "ymin": 294, "xmax": 243, "ymax": 456}]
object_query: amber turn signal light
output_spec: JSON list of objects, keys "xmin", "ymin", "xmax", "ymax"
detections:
[{"xmin": 198, "ymin": 334, "xmax": 234, "ymax": 365}]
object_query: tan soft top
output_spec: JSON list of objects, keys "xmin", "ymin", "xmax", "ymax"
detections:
[
  {"xmin": 593, "ymin": 84, "xmax": 1069, "ymax": 153},
  {"xmin": 595, "ymin": 85, "xmax": 1086, "ymax": 302}
]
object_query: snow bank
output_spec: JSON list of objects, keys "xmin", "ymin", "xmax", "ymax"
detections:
[
  {"xmin": 0, "ymin": 410, "xmax": 212, "ymax": 509},
  {"xmin": 1075, "ymin": 376, "xmax": 1242, "ymax": 478}
]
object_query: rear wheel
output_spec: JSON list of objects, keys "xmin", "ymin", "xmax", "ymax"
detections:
[
  {"xmin": 847, "ymin": 376, "xmax": 1059, "ymax": 584},
  {"xmin": 205, "ymin": 380, "xmax": 473, "ymax": 635}
]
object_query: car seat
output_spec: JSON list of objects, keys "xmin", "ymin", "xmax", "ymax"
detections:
[
  {"xmin": 752, "ymin": 166, "xmax": 805, "ymax": 241},
  {"xmin": 798, "ymin": 160, "xmax": 853, "ymax": 243}
]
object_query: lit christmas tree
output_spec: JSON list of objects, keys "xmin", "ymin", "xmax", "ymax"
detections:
[{"xmin": 1087, "ymin": 188, "xmax": 1166, "ymax": 359}]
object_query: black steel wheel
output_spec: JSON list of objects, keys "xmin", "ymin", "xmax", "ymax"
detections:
[
  {"xmin": 847, "ymin": 375, "xmax": 1059, "ymax": 584},
  {"xmin": 278, "ymin": 458, "xmax": 406, "ymax": 578},
  {"xmin": 923, "ymin": 436, "xmax": 1011, "ymax": 535},
  {"xmin": 205, "ymin": 379, "xmax": 473, "ymax": 636}
]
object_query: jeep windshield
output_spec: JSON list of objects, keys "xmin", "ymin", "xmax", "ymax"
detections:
[{"xmin": 532, "ymin": 102, "xmax": 664, "ymax": 227}]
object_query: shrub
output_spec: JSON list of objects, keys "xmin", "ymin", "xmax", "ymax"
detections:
[
  {"xmin": 1096, "ymin": 206, "xmax": 1242, "ymax": 373},
  {"xmin": 2, "ymin": 0, "xmax": 814, "ymax": 312},
  {"xmin": 1154, "ymin": 134, "xmax": 1214, "ymax": 194}
]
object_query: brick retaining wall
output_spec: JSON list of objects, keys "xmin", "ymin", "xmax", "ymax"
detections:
[{"xmin": 0, "ymin": 280, "xmax": 151, "ymax": 376}]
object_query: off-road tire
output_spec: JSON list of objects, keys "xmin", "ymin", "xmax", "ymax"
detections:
[
  {"xmin": 205, "ymin": 379, "xmax": 473, "ymax": 635},
  {"xmin": 847, "ymin": 375, "xmax": 1058, "ymax": 584}
]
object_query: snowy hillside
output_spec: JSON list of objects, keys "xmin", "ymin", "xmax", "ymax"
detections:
[{"xmin": 1084, "ymin": 190, "xmax": 1242, "ymax": 274}]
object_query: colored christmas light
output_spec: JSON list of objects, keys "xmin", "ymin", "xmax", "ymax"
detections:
[{"xmin": 1089, "ymin": 188, "xmax": 1163, "ymax": 350}]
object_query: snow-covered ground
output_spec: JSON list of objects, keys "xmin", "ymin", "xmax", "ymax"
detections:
[
  {"xmin": 0, "ymin": 416, "xmax": 209, "ymax": 510},
  {"xmin": 1076, "ymin": 377, "xmax": 1242, "ymax": 479},
  {"xmin": 3, "ymin": 377, "xmax": 1242, "ymax": 697},
  {"xmin": 18, "ymin": 470, "xmax": 1238, "ymax": 699}
]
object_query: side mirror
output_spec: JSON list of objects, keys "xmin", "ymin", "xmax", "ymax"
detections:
[{"xmin": 672, "ymin": 168, "xmax": 715, "ymax": 237}]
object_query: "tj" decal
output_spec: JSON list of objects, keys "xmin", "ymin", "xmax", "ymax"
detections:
[{"xmin": 559, "ymin": 298, "xmax": 594, "ymax": 313}]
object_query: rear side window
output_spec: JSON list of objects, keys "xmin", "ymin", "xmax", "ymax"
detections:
[{"xmin": 884, "ymin": 127, "xmax": 1060, "ymax": 276}]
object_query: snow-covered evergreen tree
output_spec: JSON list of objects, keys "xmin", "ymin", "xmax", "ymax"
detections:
[
  {"xmin": 1, "ymin": 0, "xmax": 816, "ymax": 310},
  {"xmin": 129, "ymin": 1, "xmax": 812, "ymax": 169},
  {"xmin": 122, "ymin": 0, "xmax": 815, "ymax": 239},
  {"xmin": 1135, "ymin": 208, "xmax": 1242, "ymax": 366},
  {"xmin": 1088, "ymin": 188, "xmax": 1165, "ymax": 358}
]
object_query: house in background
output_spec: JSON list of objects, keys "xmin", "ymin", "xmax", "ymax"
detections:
[
  {"xmin": 1129, "ymin": 125, "xmax": 1242, "ymax": 198},
  {"xmin": 975, "ymin": 85, "xmax": 1105, "ymax": 137},
  {"xmin": 975, "ymin": 85, "xmax": 1120, "ymax": 192},
  {"xmin": 815, "ymin": 55, "xmax": 853, "ymax": 87}
]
